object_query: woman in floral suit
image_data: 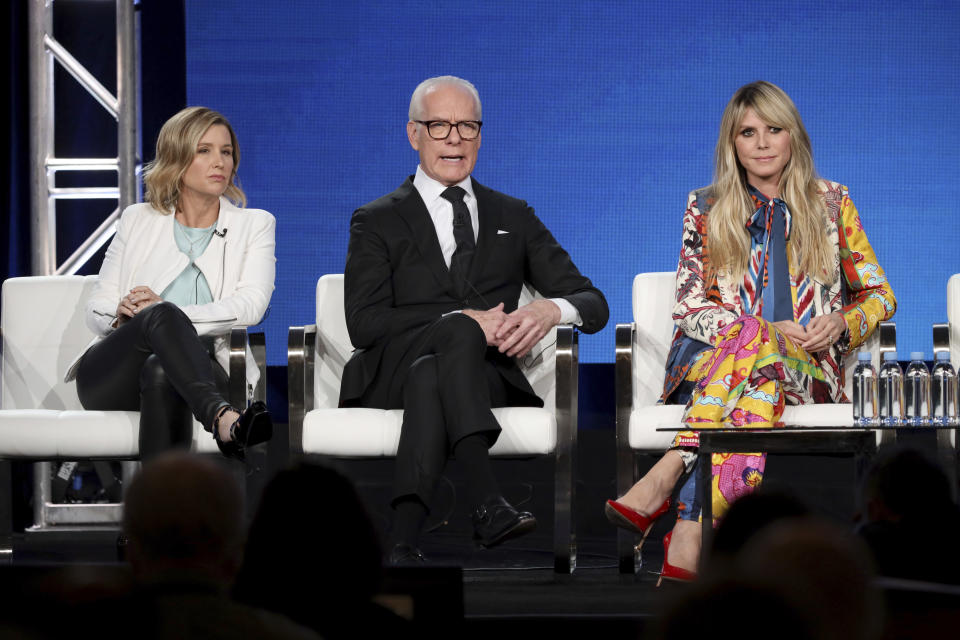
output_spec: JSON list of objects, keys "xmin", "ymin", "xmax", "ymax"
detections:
[{"xmin": 605, "ymin": 81, "xmax": 896, "ymax": 581}]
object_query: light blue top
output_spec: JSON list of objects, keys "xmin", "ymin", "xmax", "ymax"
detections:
[{"xmin": 160, "ymin": 220, "xmax": 217, "ymax": 306}]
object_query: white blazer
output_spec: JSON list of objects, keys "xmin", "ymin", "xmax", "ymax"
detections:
[{"xmin": 65, "ymin": 197, "xmax": 276, "ymax": 389}]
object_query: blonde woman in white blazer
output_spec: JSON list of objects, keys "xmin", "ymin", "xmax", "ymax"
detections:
[{"xmin": 70, "ymin": 107, "xmax": 276, "ymax": 460}]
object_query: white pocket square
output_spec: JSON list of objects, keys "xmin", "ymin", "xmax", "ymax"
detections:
[{"xmin": 497, "ymin": 229, "xmax": 510, "ymax": 235}]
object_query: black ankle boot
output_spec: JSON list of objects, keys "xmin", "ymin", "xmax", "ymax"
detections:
[{"xmin": 213, "ymin": 402, "xmax": 273, "ymax": 460}]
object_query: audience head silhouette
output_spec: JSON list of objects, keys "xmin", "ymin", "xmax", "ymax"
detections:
[
  {"xmin": 234, "ymin": 463, "xmax": 393, "ymax": 635},
  {"xmin": 123, "ymin": 451, "xmax": 244, "ymax": 585},
  {"xmin": 858, "ymin": 446, "xmax": 960, "ymax": 584},
  {"xmin": 738, "ymin": 518, "xmax": 882, "ymax": 640},
  {"xmin": 863, "ymin": 446, "xmax": 954, "ymax": 523},
  {"xmin": 710, "ymin": 489, "xmax": 811, "ymax": 559}
]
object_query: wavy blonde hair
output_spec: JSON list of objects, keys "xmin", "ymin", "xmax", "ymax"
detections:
[
  {"xmin": 707, "ymin": 81, "xmax": 834, "ymax": 284},
  {"xmin": 143, "ymin": 107, "xmax": 246, "ymax": 212}
]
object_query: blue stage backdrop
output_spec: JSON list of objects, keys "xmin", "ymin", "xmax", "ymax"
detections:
[{"xmin": 185, "ymin": 0, "xmax": 959, "ymax": 365}]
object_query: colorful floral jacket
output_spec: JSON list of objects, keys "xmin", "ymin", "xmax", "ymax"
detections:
[{"xmin": 661, "ymin": 180, "xmax": 896, "ymax": 403}]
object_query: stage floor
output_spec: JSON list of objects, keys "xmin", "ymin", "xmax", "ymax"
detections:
[
  {"xmin": 8, "ymin": 526, "xmax": 670, "ymax": 639},
  {"xmin": 3, "ymin": 427, "xmax": 878, "ymax": 634}
]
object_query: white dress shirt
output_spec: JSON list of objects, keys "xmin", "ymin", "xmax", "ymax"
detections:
[
  {"xmin": 413, "ymin": 166, "xmax": 479, "ymax": 268},
  {"xmin": 412, "ymin": 166, "xmax": 581, "ymax": 325}
]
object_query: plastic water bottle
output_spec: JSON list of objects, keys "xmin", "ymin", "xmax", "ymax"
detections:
[
  {"xmin": 904, "ymin": 352, "xmax": 931, "ymax": 427},
  {"xmin": 878, "ymin": 352, "xmax": 905, "ymax": 427},
  {"xmin": 852, "ymin": 352, "xmax": 878, "ymax": 427},
  {"xmin": 931, "ymin": 351, "xmax": 958, "ymax": 427}
]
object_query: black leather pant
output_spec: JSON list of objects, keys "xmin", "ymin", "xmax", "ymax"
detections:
[{"xmin": 75, "ymin": 302, "xmax": 230, "ymax": 460}]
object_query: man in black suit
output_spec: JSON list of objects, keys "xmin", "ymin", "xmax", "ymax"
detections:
[{"xmin": 341, "ymin": 76, "xmax": 608, "ymax": 563}]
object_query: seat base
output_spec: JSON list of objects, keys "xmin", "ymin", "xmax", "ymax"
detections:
[{"xmin": 302, "ymin": 407, "xmax": 557, "ymax": 457}]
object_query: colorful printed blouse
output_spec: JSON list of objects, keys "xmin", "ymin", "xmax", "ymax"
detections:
[{"xmin": 661, "ymin": 180, "xmax": 896, "ymax": 404}]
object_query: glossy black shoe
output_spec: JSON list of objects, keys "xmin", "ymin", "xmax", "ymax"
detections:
[
  {"xmin": 213, "ymin": 401, "xmax": 273, "ymax": 460},
  {"xmin": 233, "ymin": 401, "xmax": 273, "ymax": 446},
  {"xmin": 388, "ymin": 543, "xmax": 427, "ymax": 566},
  {"xmin": 471, "ymin": 496, "xmax": 537, "ymax": 548}
]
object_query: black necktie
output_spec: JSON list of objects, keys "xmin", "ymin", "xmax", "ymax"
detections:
[{"xmin": 440, "ymin": 186, "xmax": 475, "ymax": 297}]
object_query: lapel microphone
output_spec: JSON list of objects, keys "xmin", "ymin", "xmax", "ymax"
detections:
[
  {"xmin": 453, "ymin": 211, "xmax": 467, "ymax": 228},
  {"xmin": 213, "ymin": 228, "xmax": 228, "ymax": 238}
]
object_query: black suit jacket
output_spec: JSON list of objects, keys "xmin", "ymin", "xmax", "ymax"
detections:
[{"xmin": 339, "ymin": 176, "xmax": 608, "ymax": 409}]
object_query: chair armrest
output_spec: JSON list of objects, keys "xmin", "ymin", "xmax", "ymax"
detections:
[
  {"xmin": 228, "ymin": 327, "xmax": 264, "ymax": 409},
  {"xmin": 613, "ymin": 322, "xmax": 641, "ymax": 573},
  {"xmin": 934, "ymin": 322, "xmax": 950, "ymax": 356},
  {"xmin": 554, "ymin": 324, "xmax": 578, "ymax": 435},
  {"xmin": 287, "ymin": 324, "xmax": 317, "ymax": 456},
  {"xmin": 614, "ymin": 323, "xmax": 635, "ymax": 496},
  {"xmin": 249, "ymin": 331, "xmax": 266, "ymax": 403},
  {"xmin": 553, "ymin": 323, "xmax": 577, "ymax": 574},
  {"xmin": 855, "ymin": 320, "xmax": 895, "ymax": 363},
  {"xmin": 878, "ymin": 321, "xmax": 896, "ymax": 355},
  {"xmin": 861, "ymin": 321, "xmax": 896, "ymax": 445}
]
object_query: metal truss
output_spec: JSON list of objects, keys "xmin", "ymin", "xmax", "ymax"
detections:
[
  {"xmin": 25, "ymin": 0, "xmax": 141, "ymax": 534},
  {"xmin": 28, "ymin": 0, "xmax": 141, "ymax": 276}
]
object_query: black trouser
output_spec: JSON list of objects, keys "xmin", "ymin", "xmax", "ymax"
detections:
[
  {"xmin": 75, "ymin": 302, "xmax": 230, "ymax": 460},
  {"xmin": 389, "ymin": 313, "xmax": 521, "ymax": 505}
]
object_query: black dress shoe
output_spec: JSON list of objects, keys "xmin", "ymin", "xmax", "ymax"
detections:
[
  {"xmin": 471, "ymin": 496, "xmax": 537, "ymax": 548},
  {"xmin": 388, "ymin": 543, "xmax": 427, "ymax": 566}
]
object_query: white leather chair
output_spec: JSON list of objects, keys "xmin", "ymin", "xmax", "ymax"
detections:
[
  {"xmin": 932, "ymin": 273, "xmax": 960, "ymax": 448},
  {"xmin": 0, "ymin": 275, "xmax": 264, "ymax": 558},
  {"xmin": 614, "ymin": 272, "xmax": 896, "ymax": 572},
  {"xmin": 288, "ymin": 274, "xmax": 580, "ymax": 573}
]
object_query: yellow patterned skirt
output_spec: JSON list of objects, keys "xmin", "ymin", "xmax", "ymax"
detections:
[{"xmin": 671, "ymin": 315, "xmax": 825, "ymax": 522}]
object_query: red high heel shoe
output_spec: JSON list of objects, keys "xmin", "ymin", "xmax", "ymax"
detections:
[
  {"xmin": 658, "ymin": 530, "xmax": 697, "ymax": 585},
  {"xmin": 604, "ymin": 498, "xmax": 670, "ymax": 535}
]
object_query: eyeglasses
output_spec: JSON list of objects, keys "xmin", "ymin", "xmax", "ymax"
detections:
[{"xmin": 414, "ymin": 120, "xmax": 483, "ymax": 141}]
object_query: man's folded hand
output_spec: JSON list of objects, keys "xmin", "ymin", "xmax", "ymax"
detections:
[
  {"xmin": 494, "ymin": 299, "xmax": 561, "ymax": 358},
  {"xmin": 462, "ymin": 303, "xmax": 508, "ymax": 346}
]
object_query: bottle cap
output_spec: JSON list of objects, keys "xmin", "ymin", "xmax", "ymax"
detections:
[
  {"xmin": 936, "ymin": 351, "xmax": 951, "ymax": 361},
  {"xmin": 883, "ymin": 351, "xmax": 898, "ymax": 361},
  {"xmin": 857, "ymin": 352, "xmax": 872, "ymax": 362},
  {"xmin": 910, "ymin": 351, "xmax": 925, "ymax": 361}
]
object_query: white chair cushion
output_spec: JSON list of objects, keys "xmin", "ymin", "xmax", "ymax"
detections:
[
  {"xmin": 629, "ymin": 402, "xmax": 858, "ymax": 450},
  {"xmin": 193, "ymin": 425, "xmax": 220, "ymax": 454},
  {"xmin": 631, "ymin": 273, "xmax": 677, "ymax": 408},
  {"xmin": 944, "ymin": 273, "xmax": 960, "ymax": 447},
  {"xmin": 628, "ymin": 405, "xmax": 685, "ymax": 450},
  {"xmin": 949, "ymin": 274, "xmax": 960, "ymax": 372},
  {"xmin": 0, "ymin": 410, "xmax": 138, "ymax": 458},
  {"xmin": 0, "ymin": 410, "xmax": 214, "ymax": 458},
  {"xmin": 2, "ymin": 276, "xmax": 97, "ymax": 412},
  {"xmin": 302, "ymin": 406, "xmax": 556, "ymax": 457}
]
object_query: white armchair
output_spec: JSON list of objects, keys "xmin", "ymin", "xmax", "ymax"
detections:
[
  {"xmin": 931, "ymin": 273, "xmax": 960, "ymax": 447},
  {"xmin": 614, "ymin": 272, "xmax": 896, "ymax": 572},
  {"xmin": 287, "ymin": 274, "xmax": 580, "ymax": 573},
  {"xmin": 0, "ymin": 275, "xmax": 264, "ymax": 558}
]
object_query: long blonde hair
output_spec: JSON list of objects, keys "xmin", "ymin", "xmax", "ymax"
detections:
[
  {"xmin": 707, "ymin": 81, "xmax": 833, "ymax": 284},
  {"xmin": 143, "ymin": 107, "xmax": 246, "ymax": 212}
]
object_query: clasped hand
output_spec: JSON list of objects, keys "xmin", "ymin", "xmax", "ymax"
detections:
[
  {"xmin": 462, "ymin": 299, "xmax": 561, "ymax": 358},
  {"xmin": 772, "ymin": 311, "xmax": 846, "ymax": 353},
  {"xmin": 116, "ymin": 286, "xmax": 162, "ymax": 326}
]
